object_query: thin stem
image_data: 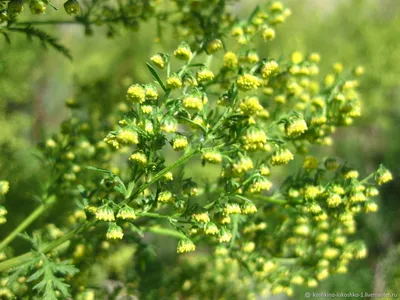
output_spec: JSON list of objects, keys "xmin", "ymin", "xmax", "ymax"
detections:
[
  {"xmin": 0, "ymin": 195, "xmax": 56, "ymax": 251},
  {"xmin": 245, "ymin": 194, "xmax": 287, "ymax": 205},
  {"xmin": 0, "ymin": 220, "xmax": 97, "ymax": 272},
  {"xmin": 144, "ymin": 226, "xmax": 184, "ymax": 239},
  {"xmin": 125, "ymin": 147, "xmax": 200, "ymax": 204}
]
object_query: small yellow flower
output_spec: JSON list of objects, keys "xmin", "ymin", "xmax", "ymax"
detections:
[
  {"xmin": 126, "ymin": 84, "xmax": 146, "ymax": 103},
  {"xmin": 172, "ymin": 136, "xmax": 188, "ymax": 151},
  {"xmin": 242, "ymin": 127, "xmax": 267, "ymax": 151},
  {"xmin": 204, "ymin": 222, "xmax": 219, "ymax": 235},
  {"xmin": 223, "ymin": 52, "xmax": 238, "ymax": 69},
  {"xmin": 150, "ymin": 53, "xmax": 166, "ymax": 69},
  {"xmin": 323, "ymin": 247, "xmax": 339, "ymax": 259},
  {"xmin": 261, "ymin": 60, "xmax": 279, "ymax": 78},
  {"xmin": 106, "ymin": 223, "xmax": 124, "ymax": 240},
  {"xmin": 270, "ymin": 1, "xmax": 283, "ymax": 12},
  {"xmin": 376, "ymin": 168, "xmax": 393, "ymax": 185},
  {"xmin": 129, "ymin": 152, "xmax": 147, "ymax": 166},
  {"xmin": 0, "ymin": 181, "xmax": 10, "ymax": 195},
  {"xmin": 344, "ymin": 170, "xmax": 359, "ymax": 179},
  {"xmin": 116, "ymin": 205, "xmax": 137, "ymax": 220},
  {"xmin": 166, "ymin": 75, "xmax": 182, "ymax": 89},
  {"xmin": 271, "ymin": 148, "xmax": 294, "ymax": 166},
  {"xmin": 285, "ymin": 118, "xmax": 308, "ymax": 137},
  {"xmin": 183, "ymin": 95, "xmax": 204, "ymax": 110},
  {"xmin": 197, "ymin": 69, "xmax": 215, "ymax": 83},
  {"xmin": 223, "ymin": 203, "xmax": 241, "ymax": 215},
  {"xmin": 174, "ymin": 44, "xmax": 192, "ymax": 61},
  {"xmin": 304, "ymin": 185, "xmax": 322, "ymax": 200},
  {"xmin": 326, "ymin": 194, "xmax": 342, "ymax": 208},
  {"xmin": 241, "ymin": 202, "xmax": 257, "ymax": 214},
  {"xmin": 261, "ymin": 26, "xmax": 275, "ymax": 41},
  {"xmin": 163, "ymin": 172, "xmax": 174, "ymax": 181},
  {"xmin": 177, "ymin": 238, "xmax": 196, "ymax": 253},
  {"xmin": 303, "ymin": 156, "xmax": 318, "ymax": 170},
  {"xmin": 248, "ymin": 178, "xmax": 273, "ymax": 193},
  {"xmin": 160, "ymin": 117, "xmax": 178, "ymax": 133},
  {"xmin": 116, "ymin": 130, "xmax": 139, "ymax": 145},
  {"xmin": 192, "ymin": 212, "xmax": 210, "ymax": 223},
  {"xmin": 158, "ymin": 191, "xmax": 174, "ymax": 203},
  {"xmin": 202, "ymin": 150, "xmax": 223, "ymax": 164},
  {"xmin": 231, "ymin": 26, "xmax": 244, "ymax": 37},
  {"xmin": 206, "ymin": 39, "xmax": 223, "ymax": 54},
  {"xmin": 237, "ymin": 74, "xmax": 262, "ymax": 91},
  {"xmin": 96, "ymin": 205, "xmax": 115, "ymax": 222},
  {"xmin": 309, "ymin": 52, "xmax": 321, "ymax": 63},
  {"xmin": 291, "ymin": 51, "xmax": 304, "ymax": 64},
  {"xmin": 232, "ymin": 156, "xmax": 254, "ymax": 175},
  {"xmin": 144, "ymin": 85, "xmax": 158, "ymax": 101},
  {"xmin": 239, "ymin": 96, "xmax": 264, "ymax": 115},
  {"xmin": 218, "ymin": 229, "xmax": 232, "ymax": 243}
]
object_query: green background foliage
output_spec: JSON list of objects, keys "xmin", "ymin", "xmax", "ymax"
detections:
[{"xmin": 1, "ymin": 0, "xmax": 399, "ymax": 298}]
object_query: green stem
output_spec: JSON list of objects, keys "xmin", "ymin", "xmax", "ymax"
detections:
[
  {"xmin": 0, "ymin": 220, "xmax": 96, "ymax": 272},
  {"xmin": 144, "ymin": 226, "xmax": 184, "ymax": 239},
  {"xmin": 126, "ymin": 147, "xmax": 200, "ymax": 204},
  {"xmin": 0, "ymin": 195, "xmax": 56, "ymax": 251},
  {"xmin": 245, "ymin": 194, "xmax": 287, "ymax": 204}
]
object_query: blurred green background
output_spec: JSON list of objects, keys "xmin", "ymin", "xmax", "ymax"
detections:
[{"xmin": 1, "ymin": 0, "xmax": 399, "ymax": 297}]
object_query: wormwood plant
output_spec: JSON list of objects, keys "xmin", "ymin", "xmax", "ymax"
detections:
[{"xmin": 0, "ymin": 1, "xmax": 394, "ymax": 299}]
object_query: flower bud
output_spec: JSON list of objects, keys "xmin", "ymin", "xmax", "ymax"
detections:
[
  {"xmin": 29, "ymin": 0, "xmax": 46, "ymax": 14},
  {"xmin": 177, "ymin": 238, "xmax": 196, "ymax": 253},
  {"xmin": 106, "ymin": 223, "xmax": 124, "ymax": 240},
  {"xmin": 63, "ymin": 0, "xmax": 80, "ymax": 15}
]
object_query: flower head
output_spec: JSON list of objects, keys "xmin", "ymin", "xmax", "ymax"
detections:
[
  {"xmin": 116, "ymin": 205, "xmax": 137, "ymax": 220},
  {"xmin": 126, "ymin": 84, "xmax": 146, "ymax": 103},
  {"xmin": 271, "ymin": 148, "xmax": 294, "ymax": 166},
  {"xmin": 96, "ymin": 205, "xmax": 115, "ymax": 221},
  {"xmin": 177, "ymin": 238, "xmax": 196, "ymax": 253},
  {"xmin": 237, "ymin": 74, "xmax": 262, "ymax": 91},
  {"xmin": 106, "ymin": 223, "xmax": 124, "ymax": 240},
  {"xmin": 173, "ymin": 43, "xmax": 192, "ymax": 61},
  {"xmin": 0, "ymin": 181, "xmax": 10, "ymax": 195}
]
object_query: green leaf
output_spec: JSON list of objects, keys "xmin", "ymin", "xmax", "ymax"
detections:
[
  {"xmin": 6, "ymin": 26, "xmax": 72, "ymax": 60},
  {"xmin": 146, "ymin": 63, "xmax": 167, "ymax": 92}
]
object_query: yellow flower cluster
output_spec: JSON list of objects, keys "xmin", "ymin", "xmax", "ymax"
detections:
[
  {"xmin": 239, "ymin": 96, "xmax": 264, "ymax": 115},
  {"xmin": 116, "ymin": 206, "xmax": 137, "ymax": 220},
  {"xmin": 206, "ymin": 39, "xmax": 223, "ymax": 54},
  {"xmin": 192, "ymin": 212, "xmax": 210, "ymax": 223},
  {"xmin": 173, "ymin": 44, "xmax": 192, "ymax": 61},
  {"xmin": 285, "ymin": 118, "xmax": 308, "ymax": 137},
  {"xmin": 197, "ymin": 69, "xmax": 215, "ymax": 83},
  {"xmin": 271, "ymin": 148, "xmax": 294, "ymax": 166},
  {"xmin": 126, "ymin": 84, "xmax": 146, "ymax": 103},
  {"xmin": 223, "ymin": 203, "xmax": 241, "ymax": 215},
  {"xmin": 223, "ymin": 52, "xmax": 238, "ymax": 69},
  {"xmin": 166, "ymin": 75, "xmax": 183, "ymax": 89},
  {"xmin": 237, "ymin": 73, "xmax": 262, "ymax": 91},
  {"xmin": 260, "ymin": 60, "xmax": 279, "ymax": 78},
  {"xmin": 248, "ymin": 178, "xmax": 273, "ymax": 193},
  {"xmin": 150, "ymin": 54, "xmax": 166, "ymax": 69},
  {"xmin": 96, "ymin": 205, "xmax": 115, "ymax": 222},
  {"xmin": 158, "ymin": 191, "xmax": 174, "ymax": 203},
  {"xmin": 129, "ymin": 152, "xmax": 147, "ymax": 165},
  {"xmin": 177, "ymin": 238, "xmax": 196, "ymax": 253},
  {"xmin": 173, "ymin": 136, "xmax": 188, "ymax": 151},
  {"xmin": 202, "ymin": 150, "xmax": 223, "ymax": 164},
  {"xmin": 232, "ymin": 156, "xmax": 254, "ymax": 175},
  {"xmin": 106, "ymin": 224, "xmax": 124, "ymax": 240},
  {"xmin": 242, "ymin": 127, "xmax": 267, "ymax": 151},
  {"xmin": 183, "ymin": 95, "xmax": 205, "ymax": 110},
  {"xmin": 0, "ymin": 181, "xmax": 9, "ymax": 195}
]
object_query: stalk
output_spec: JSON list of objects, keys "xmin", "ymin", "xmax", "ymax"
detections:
[{"xmin": 0, "ymin": 195, "xmax": 56, "ymax": 251}]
